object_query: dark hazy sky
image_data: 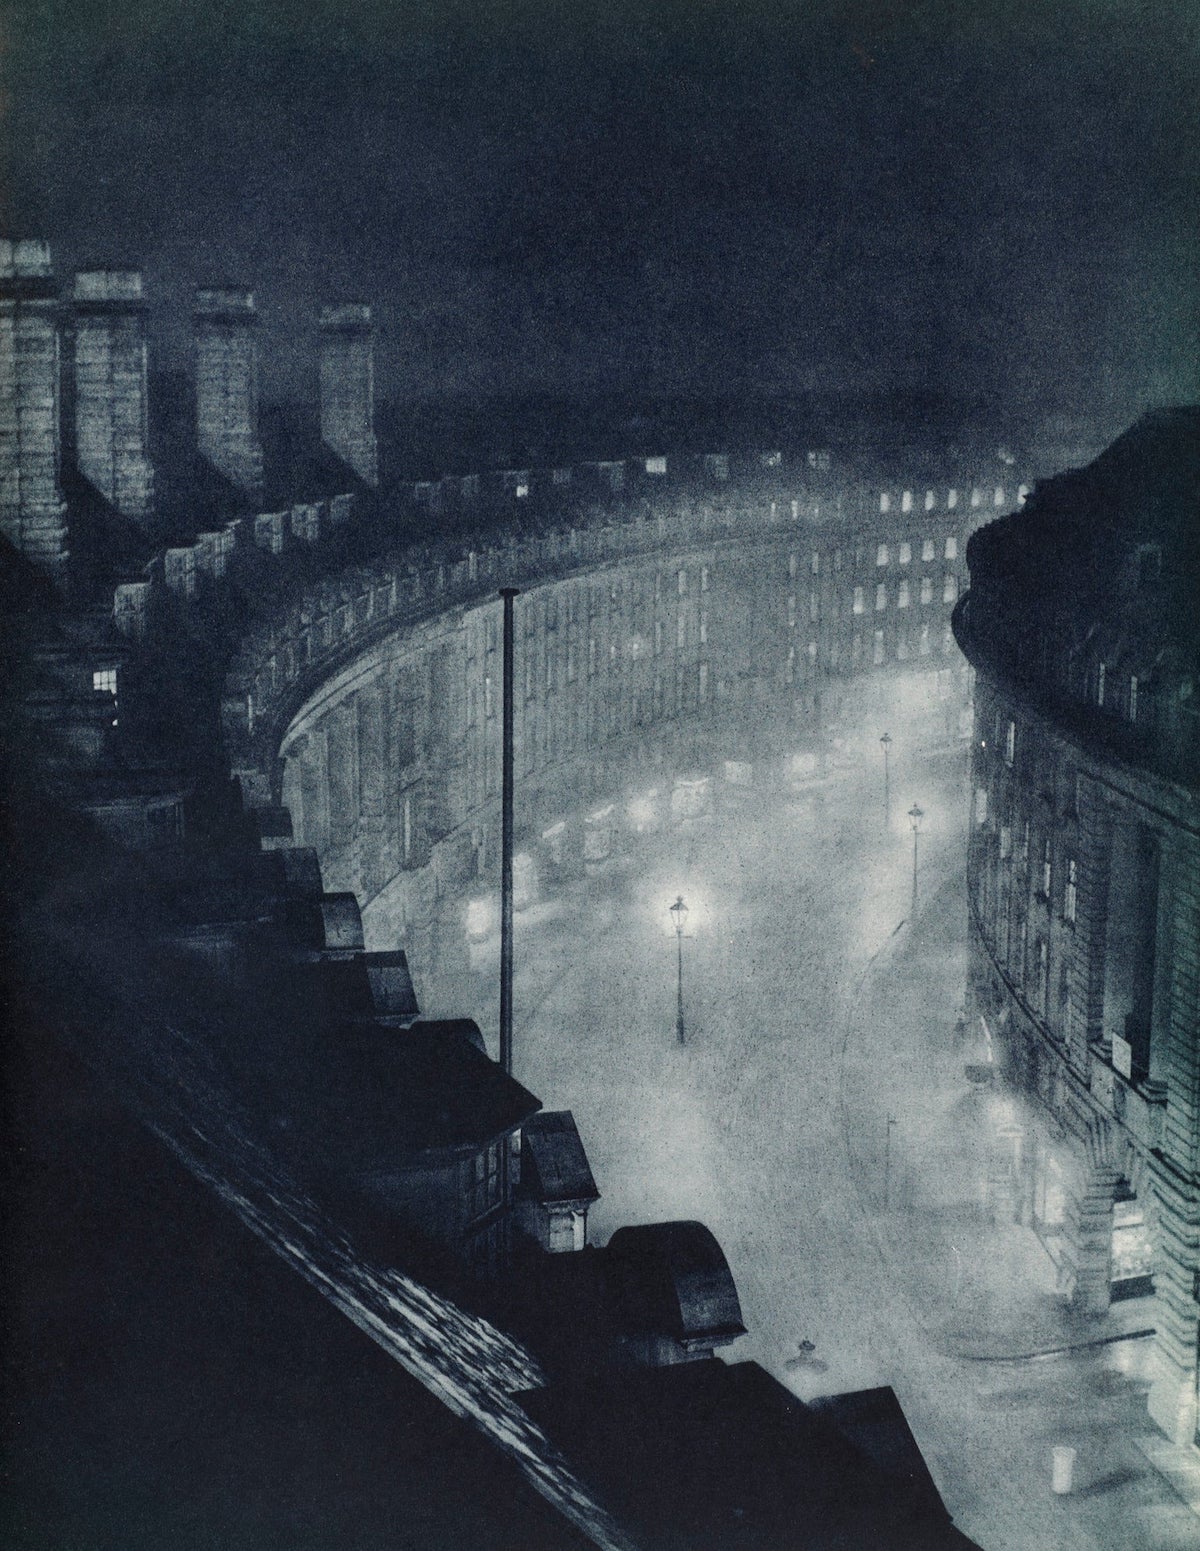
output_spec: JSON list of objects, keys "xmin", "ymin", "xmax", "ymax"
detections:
[{"xmin": 3, "ymin": 0, "xmax": 1198, "ymax": 419}]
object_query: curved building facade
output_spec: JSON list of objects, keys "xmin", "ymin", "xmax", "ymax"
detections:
[{"xmin": 954, "ymin": 409, "xmax": 1200, "ymax": 1447}]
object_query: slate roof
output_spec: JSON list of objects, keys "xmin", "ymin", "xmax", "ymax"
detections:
[
  {"xmin": 518, "ymin": 1360, "xmax": 982, "ymax": 1551},
  {"xmin": 306, "ymin": 1018, "xmax": 541, "ymax": 1163},
  {"xmin": 520, "ymin": 1110, "xmax": 599, "ymax": 1205}
]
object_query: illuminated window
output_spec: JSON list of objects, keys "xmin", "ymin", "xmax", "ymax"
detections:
[
  {"xmin": 808, "ymin": 638, "xmax": 818, "ymax": 662},
  {"xmin": 880, "ymin": 492, "xmax": 891, "ymax": 514},
  {"xmin": 515, "ymin": 482, "xmax": 529, "ymax": 498},
  {"xmin": 1042, "ymin": 838, "xmax": 1052, "ymax": 897},
  {"xmin": 1004, "ymin": 719, "xmax": 1016, "ymax": 766},
  {"xmin": 811, "ymin": 551, "xmax": 820, "ymax": 575},
  {"xmin": 1065, "ymin": 859, "xmax": 1078, "ymax": 923},
  {"xmin": 677, "ymin": 568, "xmax": 687, "ymax": 595},
  {"xmin": 943, "ymin": 574, "xmax": 958, "ymax": 603},
  {"xmin": 789, "ymin": 553, "xmax": 798, "ymax": 578},
  {"xmin": 920, "ymin": 576, "xmax": 933, "ymax": 605},
  {"xmin": 809, "ymin": 590, "xmax": 819, "ymax": 622},
  {"xmin": 901, "ymin": 489, "xmax": 913, "ymax": 513},
  {"xmin": 919, "ymin": 622, "xmax": 931, "ymax": 655},
  {"xmin": 944, "ymin": 536, "xmax": 957, "ymax": 560},
  {"xmin": 700, "ymin": 611, "xmax": 708, "ymax": 644},
  {"xmin": 924, "ymin": 490, "xmax": 935, "ymax": 511},
  {"xmin": 899, "ymin": 542, "xmax": 911, "ymax": 565},
  {"xmin": 897, "ymin": 580, "xmax": 910, "ymax": 608},
  {"xmin": 1129, "ymin": 675, "xmax": 1138, "ymax": 723},
  {"xmin": 971, "ymin": 488, "xmax": 982, "ymax": 509},
  {"xmin": 788, "ymin": 594, "xmax": 797, "ymax": 627},
  {"xmin": 873, "ymin": 630, "xmax": 885, "ymax": 665},
  {"xmin": 853, "ymin": 586, "xmax": 865, "ymax": 615},
  {"xmin": 876, "ymin": 543, "xmax": 889, "ymax": 567},
  {"xmin": 994, "ymin": 486, "xmax": 1005, "ymax": 507},
  {"xmin": 947, "ymin": 489, "xmax": 958, "ymax": 509},
  {"xmin": 875, "ymin": 584, "xmax": 887, "ymax": 611},
  {"xmin": 786, "ymin": 646, "xmax": 795, "ymax": 684},
  {"xmin": 645, "ymin": 456, "xmax": 667, "ymax": 475},
  {"xmin": 92, "ymin": 668, "xmax": 118, "ymax": 695},
  {"xmin": 1000, "ymin": 824, "xmax": 1012, "ymax": 859},
  {"xmin": 922, "ymin": 538, "xmax": 935, "ymax": 562},
  {"xmin": 701, "ymin": 565, "xmax": 710, "ymax": 591}
]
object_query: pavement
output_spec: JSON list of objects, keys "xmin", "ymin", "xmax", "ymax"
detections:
[{"xmin": 840, "ymin": 865, "xmax": 1157, "ymax": 1365}]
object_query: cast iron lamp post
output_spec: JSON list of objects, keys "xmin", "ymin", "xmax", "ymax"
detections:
[
  {"xmin": 908, "ymin": 803, "xmax": 924, "ymax": 916},
  {"xmin": 669, "ymin": 894, "xmax": 689, "ymax": 1045},
  {"xmin": 880, "ymin": 732, "xmax": 892, "ymax": 826}
]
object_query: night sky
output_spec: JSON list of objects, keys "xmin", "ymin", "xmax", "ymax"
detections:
[{"xmin": 3, "ymin": 1, "xmax": 1198, "ymax": 422}]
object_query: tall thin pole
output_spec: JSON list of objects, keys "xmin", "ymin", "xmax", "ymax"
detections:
[
  {"xmin": 676, "ymin": 926, "xmax": 686, "ymax": 1044},
  {"xmin": 907, "ymin": 804, "xmax": 924, "ymax": 921},
  {"xmin": 880, "ymin": 732, "xmax": 892, "ymax": 828},
  {"xmin": 500, "ymin": 587, "xmax": 518, "ymax": 1077},
  {"xmin": 911, "ymin": 823, "xmax": 919, "ymax": 914}
]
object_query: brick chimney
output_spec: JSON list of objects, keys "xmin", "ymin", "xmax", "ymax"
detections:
[
  {"xmin": 0, "ymin": 239, "xmax": 69, "ymax": 577},
  {"xmin": 193, "ymin": 287, "xmax": 264, "ymax": 494},
  {"xmin": 319, "ymin": 303, "xmax": 378, "ymax": 486},
  {"xmin": 71, "ymin": 270, "xmax": 155, "ymax": 526}
]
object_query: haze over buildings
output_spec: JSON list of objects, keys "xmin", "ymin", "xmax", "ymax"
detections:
[{"xmin": 4, "ymin": 1, "xmax": 1198, "ymax": 424}]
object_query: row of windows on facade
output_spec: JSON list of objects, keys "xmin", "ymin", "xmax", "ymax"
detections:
[
  {"xmin": 974, "ymin": 788, "xmax": 1079, "ymax": 925},
  {"xmin": 788, "ymin": 537, "xmax": 958, "ymax": 577},
  {"xmin": 788, "ymin": 624, "xmax": 956, "ymax": 678},
  {"xmin": 472, "ymin": 567, "xmax": 715, "ymax": 654},
  {"xmin": 877, "ymin": 487, "xmax": 1022, "ymax": 515},
  {"xmin": 467, "ymin": 662, "xmax": 715, "ymax": 794},
  {"xmin": 850, "ymin": 575, "xmax": 958, "ymax": 615},
  {"xmin": 470, "ymin": 612, "xmax": 713, "ymax": 720}
]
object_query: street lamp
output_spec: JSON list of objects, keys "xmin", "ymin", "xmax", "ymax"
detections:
[
  {"xmin": 908, "ymin": 804, "xmax": 924, "ymax": 916},
  {"xmin": 879, "ymin": 732, "xmax": 892, "ymax": 825},
  {"xmin": 669, "ymin": 895, "xmax": 689, "ymax": 1045}
]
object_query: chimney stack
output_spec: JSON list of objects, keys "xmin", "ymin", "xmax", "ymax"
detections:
[
  {"xmin": 319, "ymin": 303, "xmax": 378, "ymax": 486},
  {"xmin": 193, "ymin": 287, "xmax": 264, "ymax": 494},
  {"xmin": 0, "ymin": 239, "xmax": 69, "ymax": 577},
  {"xmin": 71, "ymin": 270, "xmax": 155, "ymax": 526}
]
